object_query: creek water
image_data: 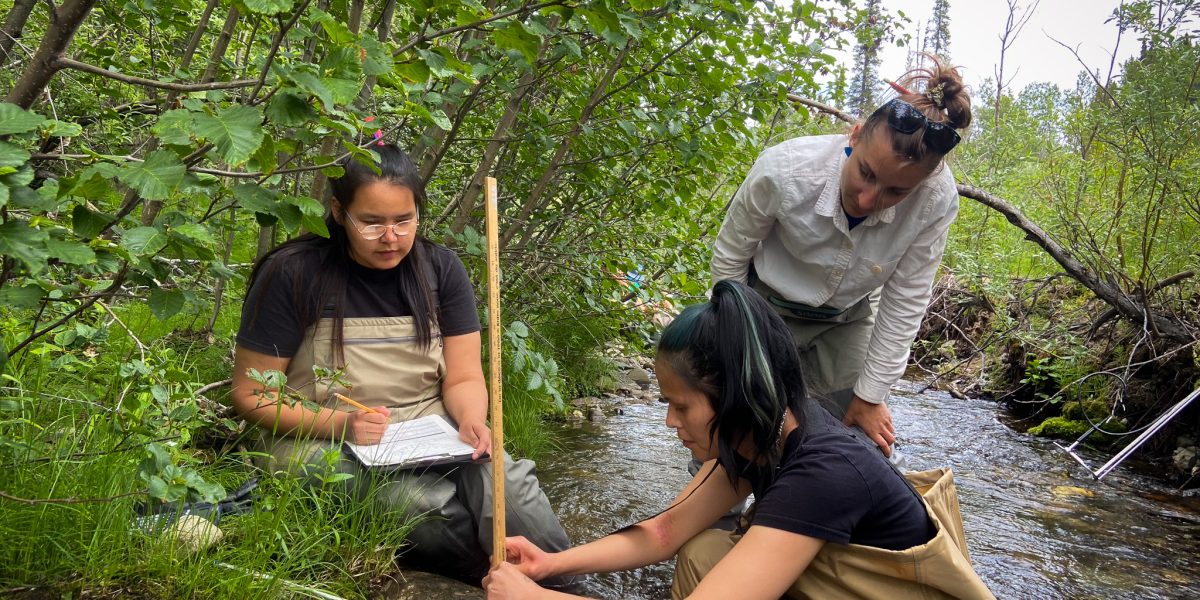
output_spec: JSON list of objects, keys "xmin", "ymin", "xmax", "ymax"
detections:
[{"xmin": 536, "ymin": 379, "xmax": 1200, "ymax": 599}]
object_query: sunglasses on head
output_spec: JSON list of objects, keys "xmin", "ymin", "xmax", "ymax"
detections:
[{"xmin": 871, "ymin": 98, "xmax": 961, "ymax": 154}]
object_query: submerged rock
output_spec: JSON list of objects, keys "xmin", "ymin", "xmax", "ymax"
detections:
[
  {"xmin": 382, "ymin": 570, "xmax": 483, "ymax": 599},
  {"xmin": 1027, "ymin": 416, "xmax": 1091, "ymax": 439},
  {"xmin": 1173, "ymin": 446, "xmax": 1198, "ymax": 475}
]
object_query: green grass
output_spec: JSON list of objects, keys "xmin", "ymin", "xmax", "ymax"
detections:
[
  {"xmin": 0, "ymin": 301, "xmax": 424, "ymax": 598},
  {"xmin": 0, "ymin": 278, "xmax": 613, "ymax": 596},
  {"xmin": 0, "ymin": 389, "xmax": 422, "ymax": 598}
]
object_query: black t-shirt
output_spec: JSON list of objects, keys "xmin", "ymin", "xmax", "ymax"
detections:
[
  {"xmin": 736, "ymin": 403, "xmax": 935, "ymax": 551},
  {"xmin": 236, "ymin": 241, "xmax": 481, "ymax": 358}
]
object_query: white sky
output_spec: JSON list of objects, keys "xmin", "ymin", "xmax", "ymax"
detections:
[{"xmin": 874, "ymin": 0, "xmax": 1136, "ymax": 93}]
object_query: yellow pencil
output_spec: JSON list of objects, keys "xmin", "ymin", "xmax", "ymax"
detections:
[{"xmin": 333, "ymin": 392, "xmax": 384, "ymax": 415}]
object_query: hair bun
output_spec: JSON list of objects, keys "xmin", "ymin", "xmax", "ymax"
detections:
[{"xmin": 897, "ymin": 53, "xmax": 972, "ymax": 130}]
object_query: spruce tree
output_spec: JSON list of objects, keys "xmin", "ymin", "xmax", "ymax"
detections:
[
  {"xmin": 848, "ymin": 0, "xmax": 884, "ymax": 116},
  {"xmin": 925, "ymin": 0, "xmax": 952, "ymax": 59}
]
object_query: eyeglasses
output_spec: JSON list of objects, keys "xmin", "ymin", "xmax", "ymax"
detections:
[
  {"xmin": 344, "ymin": 213, "xmax": 418, "ymax": 240},
  {"xmin": 871, "ymin": 98, "xmax": 961, "ymax": 154}
]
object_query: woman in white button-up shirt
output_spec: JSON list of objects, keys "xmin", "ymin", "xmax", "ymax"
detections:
[{"xmin": 711, "ymin": 56, "xmax": 973, "ymax": 456}]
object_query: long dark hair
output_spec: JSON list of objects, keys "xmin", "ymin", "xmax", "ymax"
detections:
[
  {"xmin": 246, "ymin": 144, "xmax": 438, "ymax": 365},
  {"xmin": 656, "ymin": 280, "xmax": 807, "ymax": 486}
]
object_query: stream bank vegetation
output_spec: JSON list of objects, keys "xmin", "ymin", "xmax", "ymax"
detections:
[{"xmin": 0, "ymin": 0, "xmax": 1196, "ymax": 596}]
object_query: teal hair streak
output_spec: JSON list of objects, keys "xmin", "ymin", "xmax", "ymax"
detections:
[{"xmin": 722, "ymin": 282, "xmax": 784, "ymax": 444}]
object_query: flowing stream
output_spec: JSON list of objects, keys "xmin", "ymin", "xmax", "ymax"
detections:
[{"xmin": 536, "ymin": 378, "xmax": 1200, "ymax": 599}]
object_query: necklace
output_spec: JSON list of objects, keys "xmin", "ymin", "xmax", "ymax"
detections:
[{"xmin": 775, "ymin": 412, "xmax": 786, "ymax": 447}]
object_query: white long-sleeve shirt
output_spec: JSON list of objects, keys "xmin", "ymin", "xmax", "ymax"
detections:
[{"xmin": 711, "ymin": 134, "xmax": 958, "ymax": 404}]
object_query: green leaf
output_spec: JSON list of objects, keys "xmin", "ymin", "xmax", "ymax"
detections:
[
  {"xmin": 288, "ymin": 70, "xmax": 336, "ymax": 111},
  {"xmin": 0, "ymin": 103, "xmax": 45, "ymax": 135},
  {"xmin": 190, "ymin": 478, "xmax": 226, "ymax": 504},
  {"xmin": 266, "ymin": 92, "xmax": 318, "ymax": 126},
  {"xmin": 491, "ymin": 21, "xmax": 541, "ymax": 66},
  {"xmin": 301, "ymin": 213, "xmax": 328, "ymax": 237},
  {"xmin": 149, "ymin": 287, "xmax": 186, "ymax": 321},
  {"xmin": 416, "ymin": 48, "xmax": 457, "ymax": 78},
  {"xmin": 508, "ymin": 321, "xmax": 529, "ymax": 338},
  {"xmin": 0, "ymin": 140, "xmax": 31, "ymax": 172},
  {"xmin": 250, "ymin": 135, "xmax": 277, "ymax": 174},
  {"xmin": 45, "ymin": 238, "xmax": 96, "ymax": 265},
  {"xmin": 153, "ymin": 109, "xmax": 195, "ymax": 145},
  {"xmin": 122, "ymin": 226, "xmax": 169, "ymax": 256},
  {"xmin": 312, "ymin": 9, "xmax": 355, "ymax": 44},
  {"xmin": 72, "ymin": 204, "xmax": 111, "ymax": 238},
  {"xmin": 321, "ymin": 46, "xmax": 364, "ymax": 81},
  {"xmin": 170, "ymin": 402, "xmax": 197, "ymax": 422},
  {"xmin": 193, "ymin": 105, "xmax": 264, "ymax": 166},
  {"xmin": 41, "ymin": 119, "xmax": 82, "ymax": 138},
  {"xmin": 242, "ymin": 0, "xmax": 293, "ymax": 15},
  {"xmin": 36, "ymin": 178, "xmax": 59, "ymax": 206},
  {"xmin": 6, "ymin": 171, "xmax": 52, "ymax": 210},
  {"xmin": 361, "ymin": 33, "xmax": 394, "ymax": 76},
  {"xmin": 69, "ymin": 164, "xmax": 118, "ymax": 199},
  {"xmin": 407, "ymin": 103, "xmax": 452, "ymax": 131},
  {"xmin": 394, "ymin": 60, "xmax": 430, "ymax": 84},
  {"xmin": 285, "ymin": 194, "xmax": 324, "ymax": 217},
  {"xmin": 117, "ymin": 151, "xmax": 185, "ymax": 200},
  {"xmin": 0, "ymin": 284, "xmax": 46, "ymax": 309},
  {"xmin": 0, "ymin": 220, "xmax": 50, "ymax": 271},
  {"xmin": 526, "ymin": 372, "xmax": 543, "ymax": 391},
  {"xmin": 151, "ymin": 384, "xmax": 169, "ymax": 403},
  {"xmin": 276, "ymin": 202, "xmax": 303, "ymax": 233},
  {"xmin": 170, "ymin": 222, "xmax": 215, "ymax": 247},
  {"xmin": 554, "ymin": 37, "xmax": 582, "ymax": 60},
  {"xmin": 234, "ymin": 182, "xmax": 280, "ymax": 219},
  {"xmin": 325, "ymin": 77, "xmax": 361, "ymax": 105},
  {"xmin": 147, "ymin": 477, "xmax": 169, "ymax": 501}
]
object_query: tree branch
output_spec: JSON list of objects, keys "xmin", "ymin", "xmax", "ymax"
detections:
[
  {"xmin": 248, "ymin": 0, "xmax": 312, "ymax": 102},
  {"xmin": 1087, "ymin": 271, "xmax": 1195, "ymax": 339},
  {"xmin": 6, "ymin": 265, "xmax": 128, "ymax": 358},
  {"xmin": 957, "ymin": 183, "xmax": 1193, "ymax": 344},
  {"xmin": 393, "ymin": 0, "xmax": 564, "ymax": 56},
  {"xmin": 786, "ymin": 93, "xmax": 855, "ymax": 124},
  {"xmin": 56, "ymin": 57, "xmax": 256, "ymax": 92},
  {"xmin": 4, "ymin": 0, "xmax": 96, "ymax": 108}
]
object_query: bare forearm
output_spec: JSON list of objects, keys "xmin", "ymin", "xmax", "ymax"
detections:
[
  {"xmin": 547, "ymin": 522, "xmax": 679, "ymax": 578},
  {"xmin": 442, "ymin": 380, "xmax": 488, "ymax": 426}
]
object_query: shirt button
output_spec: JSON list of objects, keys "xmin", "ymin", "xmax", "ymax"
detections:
[
  {"xmin": 871, "ymin": 264, "xmax": 883, "ymax": 275},
  {"xmin": 832, "ymin": 268, "xmax": 844, "ymax": 277}
]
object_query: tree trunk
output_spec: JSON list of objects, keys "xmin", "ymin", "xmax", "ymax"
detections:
[
  {"xmin": 0, "ymin": 0, "xmax": 37, "ymax": 62},
  {"xmin": 140, "ymin": 0, "xmax": 228, "ymax": 226},
  {"xmin": 502, "ymin": 41, "xmax": 632, "ymax": 246},
  {"xmin": 4, "ymin": 0, "xmax": 98, "ymax": 109},
  {"xmin": 358, "ymin": 0, "xmax": 396, "ymax": 104},
  {"xmin": 308, "ymin": 0, "xmax": 360, "ymax": 205},
  {"xmin": 201, "ymin": 6, "xmax": 240, "ymax": 84},
  {"xmin": 445, "ymin": 70, "xmax": 538, "ymax": 234}
]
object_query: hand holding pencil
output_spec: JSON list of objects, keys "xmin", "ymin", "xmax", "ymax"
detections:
[{"xmin": 334, "ymin": 392, "xmax": 390, "ymax": 445}]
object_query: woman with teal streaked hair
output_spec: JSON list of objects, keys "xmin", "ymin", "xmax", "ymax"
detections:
[{"xmin": 483, "ymin": 280, "xmax": 993, "ymax": 599}]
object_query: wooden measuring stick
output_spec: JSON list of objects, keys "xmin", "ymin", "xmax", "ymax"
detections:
[
  {"xmin": 485, "ymin": 176, "xmax": 506, "ymax": 567},
  {"xmin": 333, "ymin": 392, "xmax": 383, "ymax": 415}
]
